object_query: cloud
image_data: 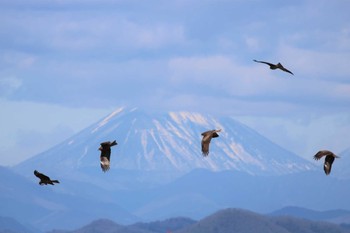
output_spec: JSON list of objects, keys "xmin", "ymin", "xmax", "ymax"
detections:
[
  {"xmin": 0, "ymin": 0, "xmax": 349, "ymax": 165},
  {"xmin": 0, "ymin": 76, "xmax": 22, "ymax": 97},
  {"xmin": 167, "ymin": 55, "xmax": 350, "ymax": 113},
  {"xmin": 275, "ymin": 44, "xmax": 350, "ymax": 82},
  {"xmin": 49, "ymin": 17, "xmax": 186, "ymax": 51},
  {"xmin": 0, "ymin": 5, "xmax": 187, "ymax": 55}
]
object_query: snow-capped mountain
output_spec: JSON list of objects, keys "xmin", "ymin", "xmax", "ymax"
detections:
[{"xmin": 15, "ymin": 107, "xmax": 314, "ymax": 180}]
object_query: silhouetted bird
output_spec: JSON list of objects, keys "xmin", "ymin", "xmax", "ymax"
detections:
[
  {"xmin": 99, "ymin": 140, "xmax": 117, "ymax": 172},
  {"xmin": 253, "ymin": 59, "xmax": 294, "ymax": 75},
  {"xmin": 34, "ymin": 170, "xmax": 59, "ymax": 185},
  {"xmin": 313, "ymin": 150, "xmax": 339, "ymax": 175},
  {"xmin": 201, "ymin": 129, "xmax": 221, "ymax": 156}
]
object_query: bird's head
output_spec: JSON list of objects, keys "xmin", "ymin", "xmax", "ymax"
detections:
[{"xmin": 98, "ymin": 146, "xmax": 102, "ymax": 151}]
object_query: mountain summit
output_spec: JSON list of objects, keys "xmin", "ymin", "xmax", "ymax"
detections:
[{"xmin": 15, "ymin": 107, "xmax": 314, "ymax": 180}]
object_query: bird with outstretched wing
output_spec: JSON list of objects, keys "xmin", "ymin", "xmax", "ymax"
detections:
[
  {"xmin": 99, "ymin": 140, "xmax": 118, "ymax": 172},
  {"xmin": 313, "ymin": 150, "xmax": 339, "ymax": 175},
  {"xmin": 201, "ymin": 129, "xmax": 221, "ymax": 156},
  {"xmin": 253, "ymin": 59, "xmax": 294, "ymax": 75},
  {"xmin": 34, "ymin": 170, "xmax": 60, "ymax": 185}
]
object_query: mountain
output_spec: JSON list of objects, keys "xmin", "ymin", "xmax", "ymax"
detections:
[
  {"xmin": 0, "ymin": 215, "xmax": 37, "ymax": 233},
  {"xmin": 46, "ymin": 208, "xmax": 350, "ymax": 233},
  {"xmin": 48, "ymin": 217, "xmax": 195, "ymax": 233},
  {"xmin": 270, "ymin": 206, "xmax": 350, "ymax": 224},
  {"xmin": 0, "ymin": 166, "xmax": 138, "ymax": 232},
  {"xmin": 131, "ymin": 217, "xmax": 196, "ymax": 233},
  {"xmin": 14, "ymin": 107, "xmax": 315, "ymax": 188},
  {"xmin": 178, "ymin": 208, "xmax": 289, "ymax": 233},
  {"xmin": 177, "ymin": 208, "xmax": 350, "ymax": 233}
]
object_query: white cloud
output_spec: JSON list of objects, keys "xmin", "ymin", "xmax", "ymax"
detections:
[
  {"xmin": 168, "ymin": 55, "xmax": 272, "ymax": 95},
  {"xmin": 276, "ymin": 44, "xmax": 350, "ymax": 81},
  {"xmin": 30, "ymin": 14, "xmax": 187, "ymax": 51}
]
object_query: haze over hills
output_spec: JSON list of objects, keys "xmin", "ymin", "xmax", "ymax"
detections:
[
  {"xmin": 269, "ymin": 206, "xmax": 350, "ymax": 224},
  {"xmin": 0, "ymin": 215, "xmax": 37, "ymax": 233},
  {"xmin": 0, "ymin": 166, "xmax": 139, "ymax": 231}
]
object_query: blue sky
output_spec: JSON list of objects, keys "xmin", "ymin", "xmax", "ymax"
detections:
[{"xmin": 1, "ymin": 0, "xmax": 350, "ymax": 165}]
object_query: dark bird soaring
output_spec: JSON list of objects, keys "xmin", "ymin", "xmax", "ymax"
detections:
[
  {"xmin": 99, "ymin": 140, "xmax": 117, "ymax": 172},
  {"xmin": 313, "ymin": 150, "xmax": 340, "ymax": 175},
  {"xmin": 34, "ymin": 170, "xmax": 59, "ymax": 185},
  {"xmin": 201, "ymin": 129, "xmax": 221, "ymax": 156},
  {"xmin": 253, "ymin": 59, "xmax": 294, "ymax": 75}
]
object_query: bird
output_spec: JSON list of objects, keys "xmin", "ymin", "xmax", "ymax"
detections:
[
  {"xmin": 34, "ymin": 170, "xmax": 60, "ymax": 185},
  {"xmin": 201, "ymin": 129, "xmax": 221, "ymax": 156},
  {"xmin": 99, "ymin": 140, "xmax": 117, "ymax": 172},
  {"xmin": 313, "ymin": 150, "xmax": 340, "ymax": 175},
  {"xmin": 253, "ymin": 59, "xmax": 294, "ymax": 75}
]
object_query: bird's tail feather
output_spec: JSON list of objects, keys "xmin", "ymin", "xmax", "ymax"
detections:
[
  {"xmin": 111, "ymin": 140, "xmax": 118, "ymax": 146},
  {"xmin": 52, "ymin": 180, "xmax": 60, "ymax": 183}
]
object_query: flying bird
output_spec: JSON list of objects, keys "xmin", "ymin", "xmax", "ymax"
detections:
[
  {"xmin": 313, "ymin": 150, "xmax": 340, "ymax": 175},
  {"xmin": 253, "ymin": 59, "xmax": 294, "ymax": 75},
  {"xmin": 34, "ymin": 170, "xmax": 59, "ymax": 185},
  {"xmin": 99, "ymin": 140, "xmax": 117, "ymax": 172},
  {"xmin": 201, "ymin": 129, "xmax": 221, "ymax": 156}
]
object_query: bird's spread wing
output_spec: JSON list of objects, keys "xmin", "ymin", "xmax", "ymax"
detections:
[
  {"xmin": 201, "ymin": 129, "xmax": 221, "ymax": 156},
  {"xmin": 100, "ymin": 156, "xmax": 110, "ymax": 172},
  {"xmin": 34, "ymin": 170, "xmax": 50, "ymax": 181},
  {"xmin": 201, "ymin": 131, "xmax": 213, "ymax": 156},
  {"xmin": 253, "ymin": 59, "xmax": 275, "ymax": 67},
  {"xmin": 324, "ymin": 155, "xmax": 335, "ymax": 175},
  {"xmin": 100, "ymin": 141, "xmax": 111, "ymax": 147},
  {"xmin": 201, "ymin": 140, "xmax": 210, "ymax": 156},
  {"xmin": 100, "ymin": 140, "xmax": 117, "ymax": 147},
  {"xmin": 279, "ymin": 66, "xmax": 294, "ymax": 75},
  {"xmin": 201, "ymin": 130, "xmax": 211, "ymax": 136},
  {"xmin": 313, "ymin": 150, "xmax": 334, "ymax": 160},
  {"xmin": 212, "ymin": 129, "xmax": 221, "ymax": 138}
]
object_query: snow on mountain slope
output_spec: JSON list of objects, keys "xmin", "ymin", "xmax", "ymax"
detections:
[{"xmin": 14, "ymin": 108, "xmax": 314, "ymax": 181}]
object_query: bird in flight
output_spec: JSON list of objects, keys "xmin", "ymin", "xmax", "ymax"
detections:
[
  {"xmin": 99, "ymin": 140, "xmax": 117, "ymax": 172},
  {"xmin": 253, "ymin": 59, "xmax": 294, "ymax": 75},
  {"xmin": 34, "ymin": 170, "xmax": 60, "ymax": 185},
  {"xmin": 201, "ymin": 129, "xmax": 221, "ymax": 156},
  {"xmin": 313, "ymin": 150, "xmax": 340, "ymax": 175}
]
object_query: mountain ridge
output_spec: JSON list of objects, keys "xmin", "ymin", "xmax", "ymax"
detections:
[{"xmin": 46, "ymin": 208, "xmax": 350, "ymax": 233}]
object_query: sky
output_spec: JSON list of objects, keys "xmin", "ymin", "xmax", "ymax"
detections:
[{"xmin": 1, "ymin": 0, "xmax": 350, "ymax": 166}]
